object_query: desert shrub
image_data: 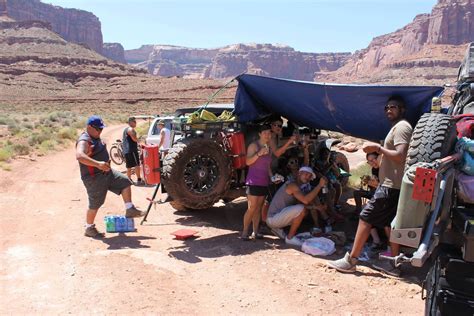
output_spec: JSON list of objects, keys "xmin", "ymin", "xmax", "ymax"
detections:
[
  {"xmin": 0, "ymin": 115, "xmax": 15, "ymax": 126},
  {"xmin": 22, "ymin": 117, "xmax": 29, "ymax": 122},
  {"xmin": 48, "ymin": 112, "xmax": 59, "ymax": 122},
  {"xmin": 12, "ymin": 143, "xmax": 30, "ymax": 155},
  {"xmin": 28, "ymin": 131, "xmax": 51, "ymax": 146},
  {"xmin": 58, "ymin": 127, "xmax": 77, "ymax": 140},
  {"xmin": 0, "ymin": 146, "xmax": 13, "ymax": 162},
  {"xmin": 39, "ymin": 139, "xmax": 57, "ymax": 155},
  {"xmin": 0, "ymin": 161, "xmax": 12, "ymax": 171},
  {"xmin": 8, "ymin": 125, "xmax": 21, "ymax": 135},
  {"xmin": 22, "ymin": 122, "xmax": 34, "ymax": 130}
]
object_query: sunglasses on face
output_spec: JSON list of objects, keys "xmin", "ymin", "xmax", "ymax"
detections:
[
  {"xmin": 272, "ymin": 123, "xmax": 282, "ymax": 128},
  {"xmin": 384, "ymin": 104, "xmax": 399, "ymax": 112},
  {"xmin": 92, "ymin": 126, "xmax": 103, "ymax": 132},
  {"xmin": 288, "ymin": 160, "xmax": 298, "ymax": 165}
]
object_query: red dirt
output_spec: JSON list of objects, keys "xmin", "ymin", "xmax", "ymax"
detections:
[{"xmin": 0, "ymin": 125, "xmax": 424, "ymax": 314}]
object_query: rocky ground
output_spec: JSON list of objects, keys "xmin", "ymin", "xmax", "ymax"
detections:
[{"xmin": 0, "ymin": 125, "xmax": 426, "ymax": 314}]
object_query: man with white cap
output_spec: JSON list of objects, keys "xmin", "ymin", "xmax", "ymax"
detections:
[{"xmin": 266, "ymin": 166, "xmax": 327, "ymax": 246}]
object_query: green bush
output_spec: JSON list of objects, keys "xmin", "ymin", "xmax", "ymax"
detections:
[
  {"xmin": 0, "ymin": 115, "xmax": 15, "ymax": 126},
  {"xmin": 0, "ymin": 146, "xmax": 13, "ymax": 162},
  {"xmin": 58, "ymin": 127, "xmax": 77, "ymax": 140},
  {"xmin": 28, "ymin": 132, "xmax": 50, "ymax": 146},
  {"xmin": 39, "ymin": 139, "xmax": 57, "ymax": 155}
]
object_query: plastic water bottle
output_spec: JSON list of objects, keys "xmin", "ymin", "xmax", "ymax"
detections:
[
  {"xmin": 105, "ymin": 216, "xmax": 115, "ymax": 232},
  {"xmin": 126, "ymin": 218, "xmax": 135, "ymax": 232},
  {"xmin": 114, "ymin": 216, "xmax": 125, "ymax": 232}
]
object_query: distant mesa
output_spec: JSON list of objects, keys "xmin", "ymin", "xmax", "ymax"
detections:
[
  {"xmin": 102, "ymin": 43, "xmax": 126, "ymax": 64},
  {"xmin": 125, "ymin": 43, "xmax": 351, "ymax": 81}
]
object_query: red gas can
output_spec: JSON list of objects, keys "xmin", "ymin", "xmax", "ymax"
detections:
[
  {"xmin": 142, "ymin": 144, "xmax": 160, "ymax": 184},
  {"xmin": 228, "ymin": 132, "xmax": 246, "ymax": 169}
]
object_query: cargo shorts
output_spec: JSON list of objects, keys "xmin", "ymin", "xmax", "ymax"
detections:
[{"xmin": 81, "ymin": 169, "xmax": 132, "ymax": 210}]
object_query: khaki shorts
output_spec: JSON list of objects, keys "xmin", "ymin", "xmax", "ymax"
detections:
[{"xmin": 266, "ymin": 204, "xmax": 305, "ymax": 228}]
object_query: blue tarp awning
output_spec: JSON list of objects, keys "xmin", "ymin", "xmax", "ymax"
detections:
[{"xmin": 234, "ymin": 74, "xmax": 444, "ymax": 141}]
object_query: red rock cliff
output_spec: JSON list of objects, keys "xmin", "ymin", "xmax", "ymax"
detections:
[
  {"xmin": 5, "ymin": 0, "xmax": 103, "ymax": 53},
  {"xmin": 320, "ymin": 0, "xmax": 472, "ymax": 83}
]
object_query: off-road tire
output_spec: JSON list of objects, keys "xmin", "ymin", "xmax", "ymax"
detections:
[
  {"xmin": 162, "ymin": 138, "xmax": 232, "ymax": 211},
  {"xmin": 424, "ymin": 255, "xmax": 441, "ymax": 316},
  {"xmin": 109, "ymin": 145, "xmax": 124, "ymax": 165},
  {"xmin": 334, "ymin": 152, "xmax": 350, "ymax": 187},
  {"xmin": 406, "ymin": 113, "xmax": 457, "ymax": 169}
]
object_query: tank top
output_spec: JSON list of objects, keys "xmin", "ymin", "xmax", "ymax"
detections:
[
  {"xmin": 245, "ymin": 142, "xmax": 272, "ymax": 186},
  {"xmin": 122, "ymin": 127, "xmax": 137, "ymax": 154},
  {"xmin": 77, "ymin": 132, "xmax": 110, "ymax": 179},
  {"xmin": 268, "ymin": 182, "xmax": 297, "ymax": 218}
]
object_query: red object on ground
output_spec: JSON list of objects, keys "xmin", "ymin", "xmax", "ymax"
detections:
[
  {"xmin": 171, "ymin": 229, "xmax": 198, "ymax": 240},
  {"xmin": 142, "ymin": 144, "xmax": 160, "ymax": 184},
  {"xmin": 412, "ymin": 167, "xmax": 437, "ymax": 203},
  {"xmin": 228, "ymin": 132, "xmax": 246, "ymax": 169}
]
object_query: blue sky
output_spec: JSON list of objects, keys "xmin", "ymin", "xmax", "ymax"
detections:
[{"xmin": 45, "ymin": 0, "xmax": 437, "ymax": 52}]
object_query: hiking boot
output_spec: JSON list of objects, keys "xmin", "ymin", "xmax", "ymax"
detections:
[
  {"xmin": 372, "ymin": 259, "xmax": 401, "ymax": 277},
  {"xmin": 270, "ymin": 227, "xmax": 286, "ymax": 240},
  {"xmin": 125, "ymin": 206, "xmax": 145, "ymax": 218},
  {"xmin": 285, "ymin": 236, "xmax": 303, "ymax": 247},
  {"xmin": 84, "ymin": 224, "xmax": 105, "ymax": 238},
  {"xmin": 327, "ymin": 252, "xmax": 358, "ymax": 273}
]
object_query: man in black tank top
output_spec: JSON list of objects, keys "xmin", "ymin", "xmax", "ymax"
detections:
[
  {"xmin": 76, "ymin": 115, "xmax": 145, "ymax": 238},
  {"xmin": 122, "ymin": 117, "xmax": 142, "ymax": 184}
]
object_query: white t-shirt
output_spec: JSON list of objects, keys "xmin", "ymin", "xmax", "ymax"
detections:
[{"xmin": 159, "ymin": 127, "xmax": 171, "ymax": 150}]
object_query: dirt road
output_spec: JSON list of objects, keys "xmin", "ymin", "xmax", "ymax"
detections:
[{"xmin": 0, "ymin": 125, "xmax": 424, "ymax": 314}]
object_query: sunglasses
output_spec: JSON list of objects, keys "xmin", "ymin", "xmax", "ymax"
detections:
[
  {"xmin": 384, "ymin": 104, "xmax": 399, "ymax": 112},
  {"xmin": 92, "ymin": 126, "xmax": 103, "ymax": 132},
  {"xmin": 288, "ymin": 160, "xmax": 298, "ymax": 165},
  {"xmin": 272, "ymin": 123, "xmax": 282, "ymax": 128}
]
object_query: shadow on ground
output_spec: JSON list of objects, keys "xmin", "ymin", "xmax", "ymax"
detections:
[{"xmin": 100, "ymin": 234, "xmax": 157, "ymax": 250}]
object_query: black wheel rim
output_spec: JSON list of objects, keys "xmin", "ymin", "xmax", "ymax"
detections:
[{"xmin": 183, "ymin": 154, "xmax": 219, "ymax": 194}]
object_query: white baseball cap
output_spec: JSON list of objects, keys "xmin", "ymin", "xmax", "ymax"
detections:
[{"xmin": 298, "ymin": 166, "xmax": 316, "ymax": 180}]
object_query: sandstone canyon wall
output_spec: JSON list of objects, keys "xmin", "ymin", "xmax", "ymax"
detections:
[
  {"xmin": 127, "ymin": 43, "xmax": 351, "ymax": 80},
  {"xmin": 102, "ymin": 42, "xmax": 126, "ymax": 63},
  {"xmin": 5, "ymin": 0, "xmax": 103, "ymax": 53},
  {"xmin": 319, "ymin": 0, "xmax": 474, "ymax": 84}
]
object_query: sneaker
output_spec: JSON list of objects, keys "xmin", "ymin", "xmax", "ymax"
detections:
[
  {"xmin": 125, "ymin": 206, "xmax": 145, "ymax": 218},
  {"xmin": 285, "ymin": 236, "xmax": 303, "ymax": 247},
  {"xmin": 372, "ymin": 260, "xmax": 401, "ymax": 277},
  {"xmin": 270, "ymin": 227, "xmax": 286, "ymax": 240},
  {"xmin": 84, "ymin": 224, "xmax": 105, "ymax": 238},
  {"xmin": 327, "ymin": 252, "xmax": 358, "ymax": 273}
]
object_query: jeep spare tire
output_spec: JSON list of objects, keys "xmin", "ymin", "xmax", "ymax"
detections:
[
  {"xmin": 162, "ymin": 138, "xmax": 232, "ymax": 211},
  {"xmin": 406, "ymin": 113, "xmax": 457, "ymax": 169}
]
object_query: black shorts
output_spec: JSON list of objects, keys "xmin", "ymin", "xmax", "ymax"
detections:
[
  {"xmin": 125, "ymin": 151, "xmax": 140, "ymax": 168},
  {"xmin": 359, "ymin": 185, "xmax": 400, "ymax": 228},
  {"xmin": 246, "ymin": 185, "xmax": 269, "ymax": 196}
]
